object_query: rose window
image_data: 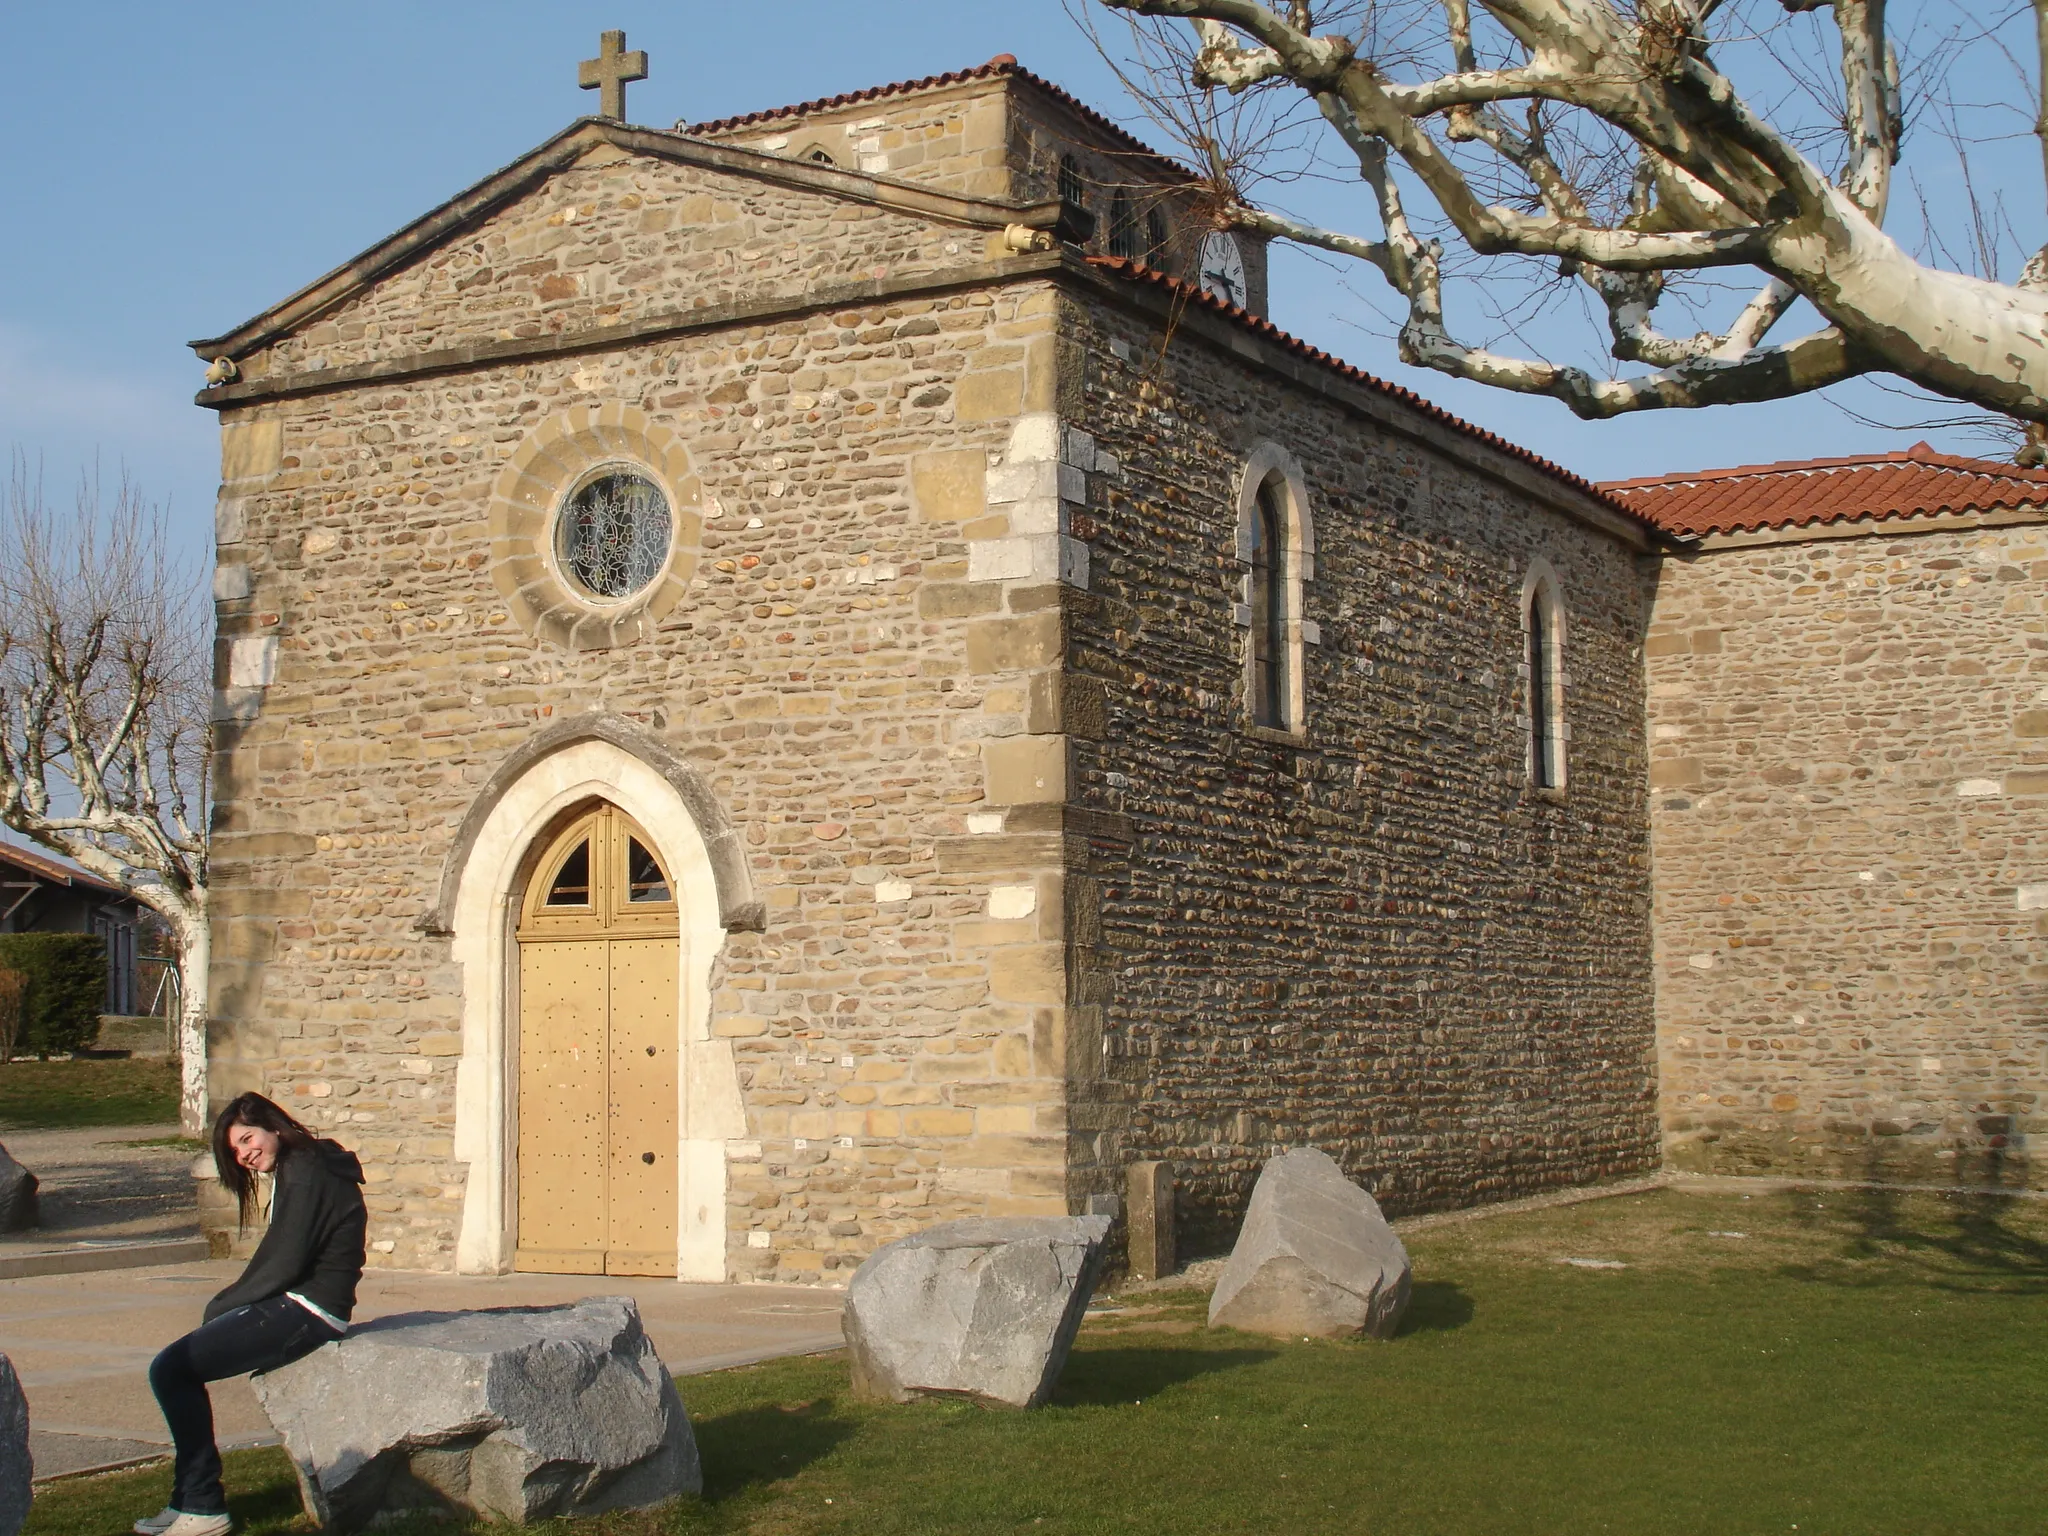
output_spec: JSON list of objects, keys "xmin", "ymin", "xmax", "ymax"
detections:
[{"xmin": 555, "ymin": 470, "xmax": 672, "ymax": 601}]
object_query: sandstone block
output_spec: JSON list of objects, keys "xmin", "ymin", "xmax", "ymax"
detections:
[
  {"xmin": 956, "ymin": 370, "xmax": 1024, "ymax": 423},
  {"xmin": 984, "ymin": 735, "xmax": 1067, "ymax": 805},
  {"xmin": 0, "ymin": 1352, "xmax": 27, "ymax": 1536},
  {"xmin": 251, "ymin": 1297, "xmax": 698, "ymax": 1532},
  {"xmin": 844, "ymin": 1215, "xmax": 1112, "ymax": 1407},
  {"xmin": 967, "ymin": 612, "xmax": 1062, "ymax": 675},
  {"xmin": 1208, "ymin": 1148, "xmax": 1410, "ymax": 1340},
  {"xmin": 910, "ymin": 449, "xmax": 985, "ymax": 522},
  {"xmin": 220, "ymin": 420, "xmax": 283, "ymax": 483},
  {"xmin": 1126, "ymin": 1160, "xmax": 1175, "ymax": 1281},
  {"xmin": 0, "ymin": 1146, "xmax": 37, "ymax": 1234}
]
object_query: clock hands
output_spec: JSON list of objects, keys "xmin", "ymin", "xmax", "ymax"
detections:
[{"xmin": 1202, "ymin": 266, "xmax": 1243, "ymax": 306}]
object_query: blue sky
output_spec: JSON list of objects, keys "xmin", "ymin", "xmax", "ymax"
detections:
[{"xmin": 0, "ymin": 4, "xmax": 2015, "ymax": 564}]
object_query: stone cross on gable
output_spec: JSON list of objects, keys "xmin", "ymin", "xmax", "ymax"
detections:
[{"xmin": 579, "ymin": 30, "xmax": 648, "ymax": 123}]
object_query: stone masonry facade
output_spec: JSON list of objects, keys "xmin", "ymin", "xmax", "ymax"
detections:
[
  {"xmin": 188, "ymin": 63, "xmax": 1761, "ymax": 1286},
  {"xmin": 1059, "ymin": 279, "xmax": 1659, "ymax": 1252},
  {"xmin": 1646, "ymin": 517, "xmax": 2048, "ymax": 1189},
  {"xmin": 203, "ymin": 124, "xmax": 1097, "ymax": 1276}
]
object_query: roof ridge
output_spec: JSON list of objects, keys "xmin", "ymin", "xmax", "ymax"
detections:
[
  {"xmin": 684, "ymin": 56, "xmax": 1196, "ymax": 182},
  {"xmin": 1083, "ymin": 256, "xmax": 1646, "ymax": 528}
]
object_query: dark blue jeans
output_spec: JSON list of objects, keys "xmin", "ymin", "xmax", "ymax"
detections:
[{"xmin": 149, "ymin": 1296, "xmax": 340, "ymax": 1514}]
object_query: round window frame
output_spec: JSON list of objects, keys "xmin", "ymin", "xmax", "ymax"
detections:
[
  {"xmin": 546, "ymin": 459, "xmax": 678, "ymax": 608},
  {"xmin": 487, "ymin": 403, "xmax": 703, "ymax": 652}
]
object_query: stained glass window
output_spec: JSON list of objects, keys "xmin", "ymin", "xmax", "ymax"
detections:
[{"xmin": 556, "ymin": 470, "xmax": 671, "ymax": 600}]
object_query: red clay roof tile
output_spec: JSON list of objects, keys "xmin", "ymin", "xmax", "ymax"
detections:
[{"xmin": 1601, "ymin": 442, "xmax": 2048, "ymax": 536}]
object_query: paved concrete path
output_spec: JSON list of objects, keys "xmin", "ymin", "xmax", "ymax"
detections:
[
  {"xmin": 0, "ymin": 1125, "xmax": 200, "ymax": 1252},
  {"xmin": 3, "ymin": 1260, "xmax": 846, "ymax": 1481}
]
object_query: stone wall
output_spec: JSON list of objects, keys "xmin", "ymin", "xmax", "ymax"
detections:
[
  {"xmin": 1647, "ymin": 517, "xmax": 2048, "ymax": 1187},
  {"xmin": 702, "ymin": 75, "xmax": 1013, "ymax": 197},
  {"xmin": 207, "ymin": 180, "xmax": 1092, "ymax": 1275},
  {"xmin": 1058, "ymin": 278, "xmax": 1661, "ymax": 1253},
  {"xmin": 242, "ymin": 143, "xmax": 998, "ymax": 384},
  {"xmin": 699, "ymin": 71, "xmax": 1235, "ymax": 307}
]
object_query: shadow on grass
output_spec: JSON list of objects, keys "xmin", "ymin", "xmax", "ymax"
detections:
[
  {"xmin": 694, "ymin": 1395, "xmax": 857, "ymax": 1501},
  {"xmin": 1053, "ymin": 1344, "xmax": 1277, "ymax": 1406},
  {"xmin": 1780, "ymin": 1183, "xmax": 2048, "ymax": 1295},
  {"xmin": 1399, "ymin": 1279, "xmax": 1475, "ymax": 1334},
  {"xmin": 226, "ymin": 1469, "xmax": 305, "ymax": 1530}
]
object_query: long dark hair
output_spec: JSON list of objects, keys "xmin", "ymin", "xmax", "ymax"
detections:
[{"xmin": 212, "ymin": 1092, "xmax": 321, "ymax": 1229}]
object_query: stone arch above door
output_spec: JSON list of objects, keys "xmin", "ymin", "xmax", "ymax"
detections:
[
  {"xmin": 441, "ymin": 726, "xmax": 749, "ymax": 1279},
  {"xmin": 420, "ymin": 712, "xmax": 765, "ymax": 938}
]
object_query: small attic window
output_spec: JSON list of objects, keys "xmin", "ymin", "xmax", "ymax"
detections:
[{"xmin": 805, "ymin": 147, "xmax": 837, "ymax": 167}]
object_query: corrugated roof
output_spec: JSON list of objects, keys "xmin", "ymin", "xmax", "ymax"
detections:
[
  {"xmin": 685, "ymin": 55, "xmax": 1196, "ymax": 181},
  {"xmin": 1086, "ymin": 257, "xmax": 1649, "ymax": 529},
  {"xmin": 1601, "ymin": 442, "xmax": 2048, "ymax": 536}
]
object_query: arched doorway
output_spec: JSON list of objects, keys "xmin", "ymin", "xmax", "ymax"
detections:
[{"xmin": 514, "ymin": 801, "xmax": 680, "ymax": 1276}]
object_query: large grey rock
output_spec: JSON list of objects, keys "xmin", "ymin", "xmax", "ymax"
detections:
[
  {"xmin": 251, "ymin": 1296, "xmax": 697, "ymax": 1532},
  {"xmin": 0, "ymin": 1145, "xmax": 37, "ymax": 1233},
  {"xmin": 1208, "ymin": 1148, "xmax": 1411, "ymax": 1339},
  {"xmin": 0, "ymin": 1352, "xmax": 28, "ymax": 1536},
  {"xmin": 844, "ymin": 1215, "xmax": 1113, "ymax": 1408}
]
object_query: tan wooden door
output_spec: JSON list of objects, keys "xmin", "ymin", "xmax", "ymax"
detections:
[{"xmin": 514, "ymin": 805, "xmax": 679, "ymax": 1276}]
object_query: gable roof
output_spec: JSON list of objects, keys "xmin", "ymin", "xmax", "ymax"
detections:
[
  {"xmin": 190, "ymin": 117, "xmax": 1058, "ymax": 363},
  {"xmin": 0, "ymin": 841, "xmax": 133, "ymax": 902},
  {"xmin": 685, "ymin": 55, "xmax": 1197, "ymax": 183},
  {"xmin": 1087, "ymin": 257, "xmax": 1655, "ymax": 535},
  {"xmin": 1601, "ymin": 442, "xmax": 2048, "ymax": 538}
]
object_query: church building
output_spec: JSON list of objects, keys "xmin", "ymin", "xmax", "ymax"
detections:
[{"xmin": 189, "ymin": 44, "xmax": 2042, "ymax": 1279}]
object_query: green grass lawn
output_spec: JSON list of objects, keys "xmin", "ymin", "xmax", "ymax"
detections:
[
  {"xmin": 0, "ymin": 1057, "xmax": 180, "ymax": 1129},
  {"xmin": 27, "ymin": 1183, "xmax": 2048, "ymax": 1535}
]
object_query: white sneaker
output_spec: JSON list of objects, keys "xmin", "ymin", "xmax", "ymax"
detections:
[
  {"xmin": 158, "ymin": 1514, "xmax": 232, "ymax": 1536},
  {"xmin": 131, "ymin": 1510, "xmax": 180, "ymax": 1536}
]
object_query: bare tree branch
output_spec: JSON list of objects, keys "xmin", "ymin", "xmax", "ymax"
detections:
[
  {"xmin": 0, "ymin": 458, "xmax": 212, "ymax": 1131},
  {"xmin": 1095, "ymin": 0, "xmax": 2048, "ymax": 429}
]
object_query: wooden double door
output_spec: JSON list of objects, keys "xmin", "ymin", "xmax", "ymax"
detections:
[{"xmin": 515, "ymin": 803, "xmax": 680, "ymax": 1276}]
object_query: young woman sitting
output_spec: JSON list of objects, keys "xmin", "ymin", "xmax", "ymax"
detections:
[{"xmin": 135, "ymin": 1093, "xmax": 367, "ymax": 1536}]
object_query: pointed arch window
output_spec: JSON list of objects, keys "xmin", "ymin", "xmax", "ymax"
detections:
[
  {"xmin": 1522, "ymin": 564, "xmax": 1567, "ymax": 791},
  {"xmin": 1235, "ymin": 444, "xmax": 1315, "ymax": 737}
]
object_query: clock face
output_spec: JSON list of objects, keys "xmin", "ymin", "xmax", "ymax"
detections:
[{"xmin": 1198, "ymin": 231, "xmax": 1248, "ymax": 309}]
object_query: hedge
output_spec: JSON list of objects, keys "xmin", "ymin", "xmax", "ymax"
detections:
[{"xmin": 0, "ymin": 933, "xmax": 107, "ymax": 1057}]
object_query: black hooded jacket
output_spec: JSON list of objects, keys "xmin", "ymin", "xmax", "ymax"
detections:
[{"xmin": 203, "ymin": 1140, "xmax": 367, "ymax": 1325}]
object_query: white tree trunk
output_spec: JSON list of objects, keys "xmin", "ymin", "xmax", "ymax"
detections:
[{"xmin": 177, "ymin": 919, "xmax": 208, "ymax": 1138}]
